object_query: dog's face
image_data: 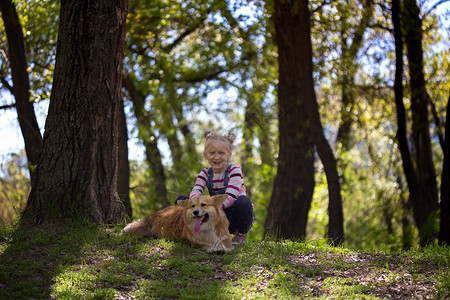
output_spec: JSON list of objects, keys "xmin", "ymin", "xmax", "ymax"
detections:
[{"xmin": 177, "ymin": 195, "xmax": 227, "ymax": 235}]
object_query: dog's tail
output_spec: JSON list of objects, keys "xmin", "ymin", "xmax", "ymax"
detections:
[{"xmin": 123, "ymin": 217, "xmax": 153, "ymax": 237}]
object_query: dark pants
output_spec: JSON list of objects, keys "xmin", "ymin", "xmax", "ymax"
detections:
[{"xmin": 175, "ymin": 195, "xmax": 254, "ymax": 234}]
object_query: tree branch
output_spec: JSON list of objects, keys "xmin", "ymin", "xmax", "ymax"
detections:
[
  {"xmin": 425, "ymin": 0, "xmax": 450, "ymax": 17},
  {"xmin": 175, "ymin": 68, "xmax": 229, "ymax": 84},
  {"xmin": 429, "ymin": 94, "xmax": 445, "ymax": 151},
  {"xmin": 0, "ymin": 103, "xmax": 16, "ymax": 110},
  {"xmin": 162, "ymin": 8, "xmax": 212, "ymax": 54},
  {"xmin": 0, "ymin": 72, "xmax": 13, "ymax": 94}
]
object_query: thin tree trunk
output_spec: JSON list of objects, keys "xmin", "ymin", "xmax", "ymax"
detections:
[
  {"xmin": 403, "ymin": 0, "xmax": 439, "ymax": 244},
  {"xmin": 336, "ymin": 0, "xmax": 374, "ymax": 150},
  {"xmin": 303, "ymin": 0, "xmax": 344, "ymax": 245},
  {"xmin": 307, "ymin": 75, "xmax": 344, "ymax": 243},
  {"xmin": 161, "ymin": 92, "xmax": 183, "ymax": 166},
  {"xmin": 174, "ymin": 108, "xmax": 196, "ymax": 161},
  {"xmin": 314, "ymin": 127, "xmax": 344, "ymax": 245},
  {"xmin": 24, "ymin": 0, "xmax": 129, "ymax": 224},
  {"xmin": 122, "ymin": 76, "xmax": 169, "ymax": 206},
  {"xmin": 241, "ymin": 104, "xmax": 256, "ymax": 199},
  {"xmin": 392, "ymin": 0, "xmax": 418, "ymax": 250},
  {"xmin": 118, "ymin": 98, "xmax": 132, "ymax": 217},
  {"xmin": 398, "ymin": 175, "xmax": 413, "ymax": 250},
  {"xmin": 0, "ymin": 0, "xmax": 42, "ymax": 181}
]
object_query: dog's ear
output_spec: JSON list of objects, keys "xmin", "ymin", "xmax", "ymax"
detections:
[
  {"xmin": 177, "ymin": 198, "xmax": 191, "ymax": 208},
  {"xmin": 178, "ymin": 196, "xmax": 199, "ymax": 208},
  {"xmin": 212, "ymin": 194, "xmax": 228, "ymax": 206}
]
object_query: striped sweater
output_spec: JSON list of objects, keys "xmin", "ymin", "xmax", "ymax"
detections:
[{"xmin": 189, "ymin": 164, "xmax": 246, "ymax": 209}]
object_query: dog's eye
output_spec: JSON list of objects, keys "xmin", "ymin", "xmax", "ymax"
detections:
[
  {"xmin": 192, "ymin": 204, "xmax": 195, "ymax": 208},
  {"xmin": 201, "ymin": 203, "xmax": 206, "ymax": 207}
]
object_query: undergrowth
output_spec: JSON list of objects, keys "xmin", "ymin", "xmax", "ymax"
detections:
[{"xmin": 0, "ymin": 221, "xmax": 448, "ymax": 299}]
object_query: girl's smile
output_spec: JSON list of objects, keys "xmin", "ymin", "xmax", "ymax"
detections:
[{"xmin": 204, "ymin": 141, "xmax": 232, "ymax": 173}]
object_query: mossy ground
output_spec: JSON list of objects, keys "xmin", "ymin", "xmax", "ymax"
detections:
[{"xmin": 0, "ymin": 222, "xmax": 448, "ymax": 299}]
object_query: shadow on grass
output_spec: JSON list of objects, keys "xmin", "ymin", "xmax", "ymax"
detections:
[
  {"xmin": 0, "ymin": 220, "xmax": 241, "ymax": 299},
  {"xmin": 116, "ymin": 236, "xmax": 240, "ymax": 299},
  {"xmin": 0, "ymin": 220, "xmax": 109, "ymax": 299}
]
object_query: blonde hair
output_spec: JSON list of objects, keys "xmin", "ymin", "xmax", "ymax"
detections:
[{"xmin": 203, "ymin": 131, "xmax": 235, "ymax": 156}]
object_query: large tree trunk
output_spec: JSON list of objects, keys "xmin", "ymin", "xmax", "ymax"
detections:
[
  {"xmin": 264, "ymin": 0, "xmax": 315, "ymax": 240},
  {"xmin": 402, "ymin": 0, "xmax": 439, "ymax": 244},
  {"xmin": 23, "ymin": 0, "xmax": 129, "ymax": 224},
  {"xmin": 265, "ymin": 0, "xmax": 343, "ymax": 243},
  {"xmin": 439, "ymin": 95, "xmax": 450, "ymax": 245},
  {"xmin": 0, "ymin": 0, "xmax": 43, "ymax": 181}
]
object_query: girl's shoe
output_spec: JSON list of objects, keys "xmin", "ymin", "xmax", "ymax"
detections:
[{"xmin": 232, "ymin": 232, "xmax": 247, "ymax": 246}]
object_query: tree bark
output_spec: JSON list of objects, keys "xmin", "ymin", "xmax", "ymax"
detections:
[
  {"xmin": 264, "ymin": 0, "xmax": 343, "ymax": 243},
  {"xmin": 397, "ymin": 175, "xmax": 413, "ymax": 250},
  {"xmin": 264, "ymin": 0, "xmax": 316, "ymax": 240},
  {"xmin": 439, "ymin": 94, "xmax": 450, "ymax": 245},
  {"xmin": 402, "ymin": 0, "xmax": 439, "ymax": 244},
  {"xmin": 314, "ymin": 123, "xmax": 344, "ymax": 245},
  {"xmin": 0, "ymin": 0, "xmax": 43, "ymax": 181},
  {"xmin": 23, "ymin": 0, "xmax": 129, "ymax": 224},
  {"xmin": 392, "ymin": 0, "xmax": 415, "ymax": 246},
  {"xmin": 118, "ymin": 98, "xmax": 132, "ymax": 217},
  {"xmin": 301, "ymin": 3, "xmax": 344, "ymax": 244}
]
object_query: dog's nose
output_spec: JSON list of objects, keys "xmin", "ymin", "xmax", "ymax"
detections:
[{"xmin": 193, "ymin": 210, "xmax": 199, "ymax": 216}]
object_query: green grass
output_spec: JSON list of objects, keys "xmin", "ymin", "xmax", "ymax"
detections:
[{"xmin": 0, "ymin": 221, "xmax": 448, "ymax": 299}]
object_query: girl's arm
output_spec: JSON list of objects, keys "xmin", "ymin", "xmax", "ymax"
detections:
[
  {"xmin": 189, "ymin": 168, "xmax": 208, "ymax": 198},
  {"xmin": 223, "ymin": 165, "xmax": 245, "ymax": 209}
]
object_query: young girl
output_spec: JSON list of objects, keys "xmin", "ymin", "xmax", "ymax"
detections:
[{"xmin": 176, "ymin": 131, "xmax": 254, "ymax": 246}]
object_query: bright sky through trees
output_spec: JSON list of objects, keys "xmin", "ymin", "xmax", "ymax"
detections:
[{"xmin": 0, "ymin": 1, "xmax": 448, "ymax": 167}]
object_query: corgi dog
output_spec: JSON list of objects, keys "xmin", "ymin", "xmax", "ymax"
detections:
[{"xmin": 123, "ymin": 194, "xmax": 233, "ymax": 252}]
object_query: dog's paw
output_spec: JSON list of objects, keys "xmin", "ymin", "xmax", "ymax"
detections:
[{"xmin": 122, "ymin": 224, "xmax": 132, "ymax": 235}]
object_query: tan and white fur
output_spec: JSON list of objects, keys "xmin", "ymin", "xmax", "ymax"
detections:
[{"xmin": 123, "ymin": 194, "xmax": 233, "ymax": 252}]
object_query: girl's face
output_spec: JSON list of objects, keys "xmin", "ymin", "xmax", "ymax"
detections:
[{"xmin": 204, "ymin": 140, "xmax": 231, "ymax": 173}]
